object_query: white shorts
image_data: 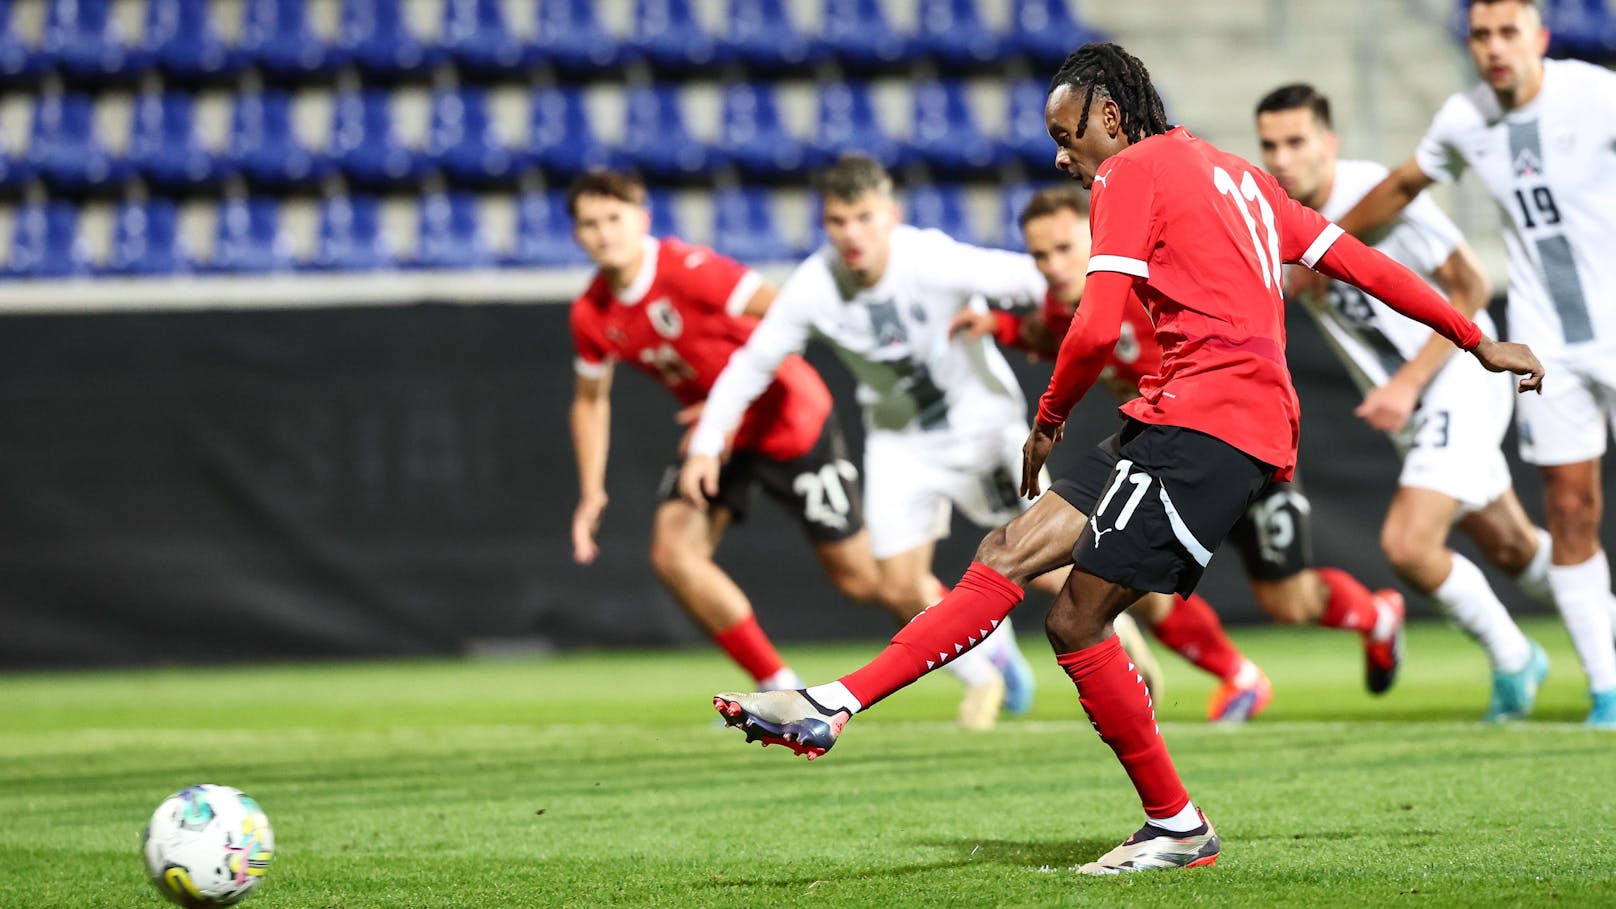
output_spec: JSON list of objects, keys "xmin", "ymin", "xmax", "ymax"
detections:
[
  {"xmin": 1515, "ymin": 346, "xmax": 1616, "ymax": 467},
  {"xmin": 862, "ymin": 421, "xmax": 1047, "ymax": 559},
  {"xmin": 1395, "ymin": 353, "xmax": 1515, "ymax": 513}
]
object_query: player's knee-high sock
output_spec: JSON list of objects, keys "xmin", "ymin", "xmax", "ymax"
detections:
[
  {"xmin": 832, "ymin": 563, "xmax": 1024, "ymax": 710},
  {"xmin": 1549, "ymin": 551, "xmax": 1616, "ymax": 693},
  {"xmin": 1513, "ymin": 526, "xmax": 1555, "ymax": 609},
  {"xmin": 1431, "ymin": 553, "xmax": 1531, "ymax": 673},
  {"xmin": 934, "ymin": 579, "xmax": 1015, "ymax": 687},
  {"xmin": 1149, "ymin": 594, "xmax": 1247, "ymax": 683},
  {"xmin": 1056, "ymin": 635, "xmax": 1198, "ymax": 830},
  {"xmin": 713, "ymin": 615, "xmax": 801, "ymax": 689},
  {"xmin": 1316, "ymin": 567, "xmax": 1385, "ymax": 636}
]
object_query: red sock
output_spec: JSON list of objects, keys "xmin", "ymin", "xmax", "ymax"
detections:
[
  {"xmin": 1316, "ymin": 567, "xmax": 1378, "ymax": 634},
  {"xmin": 1057, "ymin": 635, "xmax": 1190, "ymax": 818},
  {"xmin": 712, "ymin": 615, "xmax": 787, "ymax": 685},
  {"xmin": 1150, "ymin": 594, "xmax": 1247, "ymax": 683},
  {"xmin": 840, "ymin": 562, "xmax": 1024, "ymax": 707}
]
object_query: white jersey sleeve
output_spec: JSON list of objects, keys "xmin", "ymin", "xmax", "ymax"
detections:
[
  {"xmin": 1392, "ymin": 189, "xmax": 1465, "ymax": 276},
  {"xmin": 911, "ymin": 229, "xmax": 1046, "ymax": 312},
  {"xmin": 687, "ymin": 259, "xmax": 826, "ymax": 458},
  {"xmin": 1414, "ymin": 92, "xmax": 1482, "ymax": 185}
]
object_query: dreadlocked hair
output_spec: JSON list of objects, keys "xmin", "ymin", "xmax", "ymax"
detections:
[{"xmin": 1049, "ymin": 43, "xmax": 1170, "ymax": 143}]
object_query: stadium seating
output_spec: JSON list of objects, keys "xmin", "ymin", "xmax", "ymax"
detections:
[
  {"xmin": 647, "ymin": 187, "xmax": 682, "ymax": 239},
  {"xmin": 911, "ymin": 0, "xmax": 1000, "ymax": 70},
  {"xmin": 239, "ymin": 0, "xmax": 335, "ymax": 78},
  {"xmin": 210, "ymin": 195, "xmax": 292, "ymax": 272},
  {"xmin": 998, "ymin": 182, "xmax": 1042, "ymax": 249},
  {"xmin": 330, "ymin": 87, "xmax": 425, "ymax": 189},
  {"xmin": 808, "ymin": 81, "xmax": 900, "ymax": 168},
  {"xmin": 415, "ymin": 191, "xmax": 493, "ymax": 268},
  {"xmin": 510, "ymin": 188, "xmax": 589, "ymax": 267},
  {"xmin": 106, "ymin": 197, "xmax": 189, "ymax": 275},
  {"xmin": 1000, "ymin": 77, "xmax": 1054, "ymax": 171},
  {"xmin": 715, "ymin": 82, "xmax": 808, "ymax": 180},
  {"xmin": 340, "ymin": 0, "xmax": 441, "ymax": 78},
  {"xmin": 1544, "ymin": 0, "xmax": 1616, "ymax": 58},
  {"xmin": 903, "ymin": 80, "xmax": 997, "ymax": 177},
  {"xmin": 309, "ymin": 193, "xmax": 393, "ymax": 271},
  {"xmin": 1008, "ymin": 0, "xmax": 1105, "ymax": 68},
  {"xmin": 711, "ymin": 185, "xmax": 795, "ymax": 263},
  {"xmin": 526, "ymin": 86, "xmax": 614, "ymax": 180},
  {"xmin": 0, "ymin": 0, "xmax": 45, "ymax": 80},
  {"xmin": 40, "ymin": 0, "xmax": 143, "ymax": 82},
  {"xmin": 532, "ymin": 0, "xmax": 621, "ymax": 76},
  {"xmin": 127, "ymin": 90, "xmax": 225, "ymax": 192},
  {"xmin": 816, "ymin": 0, "xmax": 906, "ymax": 72},
  {"xmin": 228, "ymin": 89, "xmax": 329, "ymax": 189},
  {"xmin": 144, "ymin": 0, "xmax": 243, "ymax": 81},
  {"xmin": 426, "ymin": 87, "xmax": 517, "ymax": 185},
  {"xmin": 25, "ymin": 91, "xmax": 129, "ymax": 192},
  {"xmin": 904, "ymin": 183, "xmax": 979, "ymax": 246},
  {"xmin": 630, "ymin": 0, "xmax": 726, "ymax": 73},
  {"xmin": 724, "ymin": 0, "xmax": 814, "ymax": 73},
  {"xmin": 441, "ymin": 0, "xmax": 523, "ymax": 74},
  {"xmin": 619, "ymin": 85, "xmax": 710, "ymax": 182},
  {"xmin": 5, "ymin": 199, "xmax": 87, "ymax": 276}
]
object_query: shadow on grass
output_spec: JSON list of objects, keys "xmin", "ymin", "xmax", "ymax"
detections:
[{"xmin": 706, "ymin": 837, "xmax": 1118, "ymax": 890}]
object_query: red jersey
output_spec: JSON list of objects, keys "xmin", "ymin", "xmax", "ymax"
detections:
[
  {"xmin": 570, "ymin": 236, "xmax": 831, "ymax": 461},
  {"xmin": 1000, "ymin": 290, "xmax": 1162, "ymax": 389}
]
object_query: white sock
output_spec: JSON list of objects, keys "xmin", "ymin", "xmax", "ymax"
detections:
[
  {"xmin": 758, "ymin": 668, "xmax": 805, "ymax": 692},
  {"xmin": 805, "ymin": 681, "xmax": 862, "ymax": 714},
  {"xmin": 1148, "ymin": 800, "xmax": 1203, "ymax": 833},
  {"xmin": 1548, "ymin": 551, "xmax": 1616, "ymax": 692},
  {"xmin": 946, "ymin": 644, "xmax": 1001, "ymax": 687},
  {"xmin": 977, "ymin": 616, "xmax": 1018, "ymax": 668},
  {"xmin": 1432, "ymin": 553, "xmax": 1532, "ymax": 673},
  {"xmin": 1513, "ymin": 526, "xmax": 1556, "ymax": 609}
]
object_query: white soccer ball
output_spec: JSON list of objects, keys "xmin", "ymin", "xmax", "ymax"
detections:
[{"xmin": 142, "ymin": 784, "xmax": 275, "ymax": 908}]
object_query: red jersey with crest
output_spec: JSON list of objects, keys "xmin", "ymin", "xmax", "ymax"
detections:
[
  {"xmin": 1057, "ymin": 127, "xmax": 1349, "ymax": 480},
  {"xmin": 570, "ymin": 236, "xmax": 832, "ymax": 461},
  {"xmin": 1004, "ymin": 290, "xmax": 1162, "ymax": 388}
]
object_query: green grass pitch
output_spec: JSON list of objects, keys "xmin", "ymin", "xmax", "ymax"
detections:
[{"xmin": 3, "ymin": 617, "xmax": 1614, "ymax": 908}]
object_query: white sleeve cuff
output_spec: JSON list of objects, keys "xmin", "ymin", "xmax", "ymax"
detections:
[
  {"xmin": 1300, "ymin": 223, "xmax": 1344, "ymax": 269},
  {"xmin": 574, "ymin": 357, "xmax": 610, "ymax": 379},
  {"xmin": 1086, "ymin": 255, "xmax": 1150, "ymax": 278},
  {"xmin": 688, "ymin": 425, "xmax": 727, "ymax": 458},
  {"xmin": 724, "ymin": 271, "xmax": 765, "ymax": 317}
]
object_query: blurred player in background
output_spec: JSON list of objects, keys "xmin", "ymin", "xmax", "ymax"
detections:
[
  {"xmin": 713, "ymin": 42, "xmax": 1543, "ymax": 874},
  {"xmin": 1257, "ymin": 82, "xmax": 1554, "ymax": 721},
  {"xmin": 1338, "ymin": 0, "xmax": 1616, "ymax": 726},
  {"xmin": 681, "ymin": 154, "xmax": 1052, "ymax": 729},
  {"xmin": 953, "ymin": 186, "xmax": 1276, "ymax": 723},
  {"xmin": 567, "ymin": 170, "xmax": 880, "ymax": 694}
]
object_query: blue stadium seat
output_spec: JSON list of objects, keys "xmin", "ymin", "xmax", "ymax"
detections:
[
  {"xmin": 808, "ymin": 81, "xmax": 899, "ymax": 169},
  {"xmin": 426, "ymin": 87, "xmax": 517, "ymax": 185},
  {"xmin": 105, "ymin": 197, "xmax": 188, "ymax": 275},
  {"xmin": 309, "ymin": 194, "xmax": 393, "ymax": 271},
  {"xmin": 210, "ymin": 195, "xmax": 291, "ymax": 272},
  {"xmin": 40, "ymin": 0, "xmax": 144, "ymax": 81},
  {"xmin": 532, "ymin": 0, "xmax": 620, "ymax": 76},
  {"xmin": 144, "ymin": 0, "xmax": 243, "ymax": 81},
  {"xmin": 339, "ymin": 0, "xmax": 441, "ymax": 77},
  {"xmin": 629, "ymin": 0, "xmax": 725, "ymax": 73},
  {"xmin": 801, "ymin": 191, "xmax": 826, "ymax": 254},
  {"xmin": 911, "ymin": 0, "xmax": 1000, "ymax": 68},
  {"xmin": 509, "ymin": 188, "xmax": 588, "ymax": 266},
  {"xmin": 723, "ymin": 0, "xmax": 813, "ymax": 73},
  {"xmin": 441, "ymin": 0, "xmax": 522, "ymax": 73},
  {"xmin": 6, "ymin": 199, "xmax": 87, "ymax": 276},
  {"xmin": 0, "ymin": 0, "xmax": 45, "ymax": 80},
  {"xmin": 619, "ymin": 85, "xmax": 709, "ymax": 182},
  {"xmin": 25, "ymin": 92, "xmax": 129, "ymax": 191},
  {"xmin": 526, "ymin": 85, "xmax": 614, "ymax": 179},
  {"xmin": 816, "ymin": 0, "xmax": 906, "ymax": 72},
  {"xmin": 997, "ymin": 181, "xmax": 1041, "ymax": 249},
  {"xmin": 1007, "ymin": 0, "xmax": 1103, "ymax": 67},
  {"xmin": 905, "ymin": 183, "xmax": 978, "ymax": 245},
  {"xmin": 0, "ymin": 148, "xmax": 30, "ymax": 189},
  {"xmin": 647, "ymin": 187, "xmax": 681, "ymax": 238},
  {"xmin": 903, "ymin": 80, "xmax": 996, "ymax": 177},
  {"xmin": 239, "ymin": 0, "xmax": 336, "ymax": 78},
  {"xmin": 330, "ymin": 88, "xmax": 425, "ymax": 188},
  {"xmin": 1000, "ymin": 77, "xmax": 1053, "ymax": 170},
  {"xmin": 415, "ymin": 191, "xmax": 494, "ymax": 268},
  {"xmin": 1545, "ymin": 0, "xmax": 1616, "ymax": 57},
  {"xmin": 711, "ymin": 186, "xmax": 794, "ymax": 263},
  {"xmin": 715, "ymin": 82, "xmax": 806, "ymax": 180},
  {"xmin": 228, "ymin": 89, "xmax": 329, "ymax": 190},
  {"xmin": 127, "ymin": 90, "xmax": 225, "ymax": 191}
]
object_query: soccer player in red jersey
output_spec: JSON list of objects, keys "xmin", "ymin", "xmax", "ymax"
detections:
[
  {"xmin": 713, "ymin": 44, "xmax": 1543, "ymax": 873},
  {"xmin": 567, "ymin": 170, "xmax": 880, "ymax": 691}
]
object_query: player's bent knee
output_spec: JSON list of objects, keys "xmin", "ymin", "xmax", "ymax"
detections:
[{"xmin": 974, "ymin": 525, "xmax": 1033, "ymax": 584}]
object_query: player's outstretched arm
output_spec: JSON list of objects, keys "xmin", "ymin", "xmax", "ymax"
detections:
[
  {"xmin": 570, "ymin": 368, "xmax": 614, "ymax": 565},
  {"xmin": 1336, "ymin": 158, "xmax": 1435, "ymax": 242}
]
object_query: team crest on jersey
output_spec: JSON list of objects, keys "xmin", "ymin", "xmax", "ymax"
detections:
[
  {"xmin": 866, "ymin": 299, "xmax": 909, "ymax": 349},
  {"xmin": 646, "ymin": 298, "xmax": 683, "ymax": 339},
  {"xmin": 1513, "ymin": 148, "xmax": 1543, "ymax": 179}
]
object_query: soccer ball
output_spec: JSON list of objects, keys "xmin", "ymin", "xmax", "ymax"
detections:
[{"xmin": 142, "ymin": 784, "xmax": 275, "ymax": 908}]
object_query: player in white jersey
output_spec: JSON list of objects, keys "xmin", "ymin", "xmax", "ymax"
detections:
[
  {"xmin": 681, "ymin": 154, "xmax": 1054, "ymax": 729},
  {"xmin": 1257, "ymin": 84, "xmax": 1555, "ymax": 721},
  {"xmin": 1338, "ymin": 0, "xmax": 1616, "ymax": 727}
]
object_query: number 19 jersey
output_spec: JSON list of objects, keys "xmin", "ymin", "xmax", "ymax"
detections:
[{"xmin": 1086, "ymin": 126, "xmax": 1342, "ymax": 481}]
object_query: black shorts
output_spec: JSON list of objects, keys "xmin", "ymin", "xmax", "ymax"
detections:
[
  {"xmin": 660, "ymin": 411, "xmax": 863, "ymax": 545},
  {"xmin": 1226, "ymin": 480, "xmax": 1312, "ymax": 582},
  {"xmin": 1050, "ymin": 420, "xmax": 1275, "ymax": 596}
]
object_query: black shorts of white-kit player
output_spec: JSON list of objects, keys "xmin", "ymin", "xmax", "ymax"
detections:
[
  {"xmin": 1050, "ymin": 420, "xmax": 1277, "ymax": 596},
  {"xmin": 660, "ymin": 410, "xmax": 864, "ymax": 545},
  {"xmin": 1227, "ymin": 480, "xmax": 1313, "ymax": 582}
]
